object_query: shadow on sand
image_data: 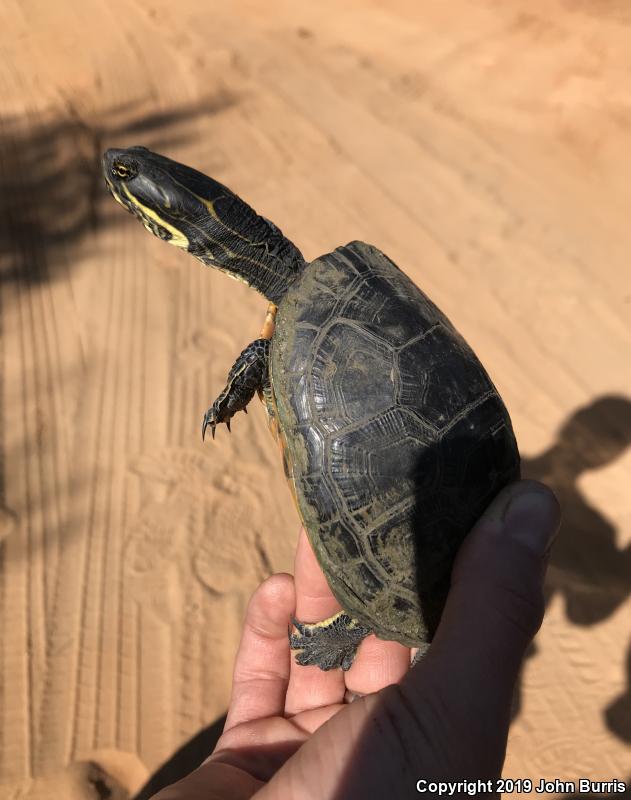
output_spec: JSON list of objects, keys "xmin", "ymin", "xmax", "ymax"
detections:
[
  {"xmin": 512, "ymin": 394, "xmax": 631, "ymax": 742},
  {"xmin": 0, "ymin": 89, "xmax": 240, "ymax": 550},
  {"xmin": 133, "ymin": 714, "xmax": 227, "ymax": 800},
  {"xmin": 524, "ymin": 394, "xmax": 631, "ymax": 624},
  {"xmin": 0, "ymin": 90, "xmax": 238, "ymax": 287}
]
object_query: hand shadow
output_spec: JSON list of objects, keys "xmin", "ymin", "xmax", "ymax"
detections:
[{"xmin": 133, "ymin": 714, "xmax": 227, "ymax": 800}]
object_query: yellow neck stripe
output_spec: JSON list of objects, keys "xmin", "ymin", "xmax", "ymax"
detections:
[{"xmin": 121, "ymin": 184, "xmax": 190, "ymax": 249}]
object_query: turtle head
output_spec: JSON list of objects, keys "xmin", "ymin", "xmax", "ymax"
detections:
[
  {"xmin": 102, "ymin": 146, "xmax": 305, "ymax": 302},
  {"xmin": 103, "ymin": 146, "xmax": 200, "ymax": 249}
]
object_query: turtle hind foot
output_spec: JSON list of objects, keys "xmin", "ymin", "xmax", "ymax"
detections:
[
  {"xmin": 289, "ymin": 612, "xmax": 371, "ymax": 671},
  {"xmin": 201, "ymin": 338, "xmax": 270, "ymax": 441}
]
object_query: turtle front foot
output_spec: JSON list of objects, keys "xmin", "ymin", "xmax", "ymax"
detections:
[
  {"xmin": 202, "ymin": 404, "xmax": 234, "ymax": 441},
  {"xmin": 289, "ymin": 612, "xmax": 371, "ymax": 671},
  {"xmin": 202, "ymin": 338, "xmax": 270, "ymax": 441}
]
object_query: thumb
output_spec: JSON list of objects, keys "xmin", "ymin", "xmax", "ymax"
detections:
[
  {"xmin": 403, "ymin": 478, "xmax": 561, "ymax": 778},
  {"xmin": 427, "ymin": 479, "xmax": 560, "ymax": 685}
]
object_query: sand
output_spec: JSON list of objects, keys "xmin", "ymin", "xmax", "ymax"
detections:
[{"xmin": 1, "ymin": 1, "xmax": 629, "ymax": 796}]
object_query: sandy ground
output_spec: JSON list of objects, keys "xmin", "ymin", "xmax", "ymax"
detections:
[{"xmin": 1, "ymin": 0, "xmax": 630, "ymax": 797}]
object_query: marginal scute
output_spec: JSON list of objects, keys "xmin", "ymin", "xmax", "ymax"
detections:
[{"xmin": 271, "ymin": 241, "xmax": 520, "ymax": 646}]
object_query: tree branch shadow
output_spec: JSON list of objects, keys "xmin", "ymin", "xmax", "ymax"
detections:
[{"xmin": 0, "ymin": 88, "xmax": 239, "ymax": 286}]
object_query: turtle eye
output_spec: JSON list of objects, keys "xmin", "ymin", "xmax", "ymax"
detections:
[{"xmin": 111, "ymin": 161, "xmax": 136, "ymax": 180}]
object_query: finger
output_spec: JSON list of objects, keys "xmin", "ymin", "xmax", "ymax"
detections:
[
  {"xmin": 224, "ymin": 573, "xmax": 295, "ymax": 732},
  {"xmin": 425, "ymin": 480, "xmax": 560, "ymax": 686},
  {"xmin": 344, "ymin": 634, "xmax": 410, "ymax": 696},
  {"xmin": 285, "ymin": 528, "xmax": 346, "ymax": 715},
  {"xmin": 399, "ymin": 479, "xmax": 561, "ymax": 774}
]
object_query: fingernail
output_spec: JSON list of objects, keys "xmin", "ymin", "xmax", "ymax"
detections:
[{"xmin": 504, "ymin": 486, "xmax": 560, "ymax": 556}]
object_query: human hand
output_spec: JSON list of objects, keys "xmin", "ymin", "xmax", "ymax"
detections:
[{"xmin": 152, "ymin": 479, "xmax": 560, "ymax": 800}]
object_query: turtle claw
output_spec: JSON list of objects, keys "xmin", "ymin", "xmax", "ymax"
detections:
[
  {"xmin": 201, "ymin": 409, "xmax": 218, "ymax": 442},
  {"xmin": 202, "ymin": 404, "xmax": 236, "ymax": 441},
  {"xmin": 201, "ymin": 419, "xmax": 215, "ymax": 441},
  {"xmin": 290, "ymin": 616, "xmax": 307, "ymax": 634}
]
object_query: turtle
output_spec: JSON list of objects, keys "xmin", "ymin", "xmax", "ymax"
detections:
[{"xmin": 102, "ymin": 146, "xmax": 521, "ymax": 671}]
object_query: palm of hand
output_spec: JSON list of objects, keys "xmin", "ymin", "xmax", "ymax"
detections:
[{"xmin": 202, "ymin": 529, "xmax": 411, "ymax": 798}]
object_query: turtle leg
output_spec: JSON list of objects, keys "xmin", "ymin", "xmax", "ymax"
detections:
[
  {"xmin": 289, "ymin": 612, "xmax": 371, "ymax": 671},
  {"xmin": 202, "ymin": 338, "xmax": 270, "ymax": 440},
  {"xmin": 202, "ymin": 303, "xmax": 276, "ymax": 440}
]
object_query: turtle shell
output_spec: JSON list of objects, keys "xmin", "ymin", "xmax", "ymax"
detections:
[{"xmin": 270, "ymin": 241, "xmax": 520, "ymax": 646}]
